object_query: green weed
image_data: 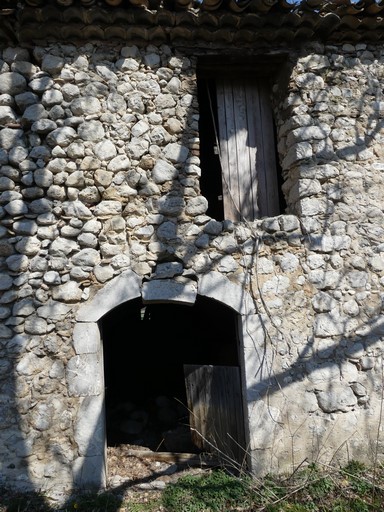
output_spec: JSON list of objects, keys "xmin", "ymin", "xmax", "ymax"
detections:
[{"xmin": 162, "ymin": 469, "xmax": 256, "ymax": 512}]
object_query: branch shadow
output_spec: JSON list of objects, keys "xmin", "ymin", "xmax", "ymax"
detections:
[{"xmin": 1, "ymin": 34, "xmax": 384, "ymax": 512}]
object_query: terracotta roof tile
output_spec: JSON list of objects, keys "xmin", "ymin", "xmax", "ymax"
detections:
[{"xmin": 1, "ymin": 0, "xmax": 384, "ymax": 44}]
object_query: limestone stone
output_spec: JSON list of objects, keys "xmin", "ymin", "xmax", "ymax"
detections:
[
  {"xmin": 94, "ymin": 140, "xmax": 117, "ymax": 161},
  {"xmin": 21, "ymin": 103, "xmax": 48, "ymax": 125},
  {"xmin": 0, "ymin": 274, "xmax": 13, "ymax": 291},
  {"xmin": 4, "ymin": 199, "xmax": 28, "ymax": 215},
  {"xmin": 0, "ymin": 72, "xmax": 26, "ymax": 95},
  {"xmin": 157, "ymin": 196, "xmax": 185, "ymax": 216},
  {"xmin": 0, "ymin": 128, "xmax": 25, "ymax": 150},
  {"xmin": 37, "ymin": 301, "xmax": 71, "ymax": 320},
  {"xmin": 314, "ymin": 311, "xmax": 359, "ymax": 337},
  {"xmin": 29, "ymin": 76, "xmax": 54, "ymax": 93},
  {"xmin": 15, "ymin": 236, "xmax": 41, "ymax": 256},
  {"xmin": 93, "ymin": 200, "xmax": 122, "ymax": 218},
  {"xmin": 52, "ymin": 281, "xmax": 82, "ymax": 302},
  {"xmin": 74, "ymin": 395, "xmax": 105, "ymax": 456},
  {"xmin": 66, "ymin": 354, "xmax": 103, "ymax": 396},
  {"xmin": 72, "ymin": 249, "xmax": 101, "ymax": 267},
  {"xmin": 72, "ymin": 455, "xmax": 106, "ymax": 488},
  {"xmin": 24, "ymin": 316, "xmax": 48, "ymax": 335},
  {"xmin": 78, "ymin": 232, "xmax": 98, "ymax": 248},
  {"xmin": 12, "ymin": 298, "xmax": 35, "ymax": 316},
  {"xmin": 162, "ymin": 142, "xmax": 189, "ymax": 163},
  {"xmin": 316, "ymin": 384, "xmax": 357, "ymax": 412},
  {"xmin": 153, "ymin": 262, "xmax": 183, "ymax": 278},
  {"xmin": 94, "ymin": 265, "xmax": 114, "ymax": 283},
  {"xmin": 282, "ymin": 142, "xmax": 312, "ymax": 169},
  {"xmin": 185, "ymin": 196, "xmax": 208, "ymax": 216},
  {"xmin": 78, "ymin": 120, "xmax": 105, "ymax": 141},
  {"xmin": 16, "ymin": 352, "xmax": 45, "ymax": 376},
  {"xmin": 73, "ymin": 323, "xmax": 100, "ymax": 354},
  {"xmin": 278, "ymin": 253, "xmax": 299, "ymax": 272},
  {"xmin": 312, "ymin": 292, "xmax": 337, "ymax": 312},
  {"xmin": 61, "ymin": 200, "xmax": 92, "ymax": 219},
  {"xmin": 152, "ymin": 159, "xmax": 178, "ymax": 183},
  {"xmin": 46, "ymin": 127, "xmax": 77, "ymax": 147}
]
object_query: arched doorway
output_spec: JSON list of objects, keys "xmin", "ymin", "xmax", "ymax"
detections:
[
  {"xmin": 72, "ymin": 270, "xmax": 259, "ymax": 487},
  {"xmin": 101, "ymin": 296, "xmax": 241, "ymax": 455}
]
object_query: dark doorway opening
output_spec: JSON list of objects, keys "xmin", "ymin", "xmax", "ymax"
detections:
[{"xmin": 100, "ymin": 296, "xmax": 239, "ymax": 454}]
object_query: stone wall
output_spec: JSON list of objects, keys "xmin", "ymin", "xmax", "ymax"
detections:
[{"xmin": 0, "ymin": 40, "xmax": 384, "ymax": 494}]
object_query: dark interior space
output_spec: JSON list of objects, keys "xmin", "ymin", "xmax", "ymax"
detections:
[
  {"xmin": 100, "ymin": 296, "xmax": 239, "ymax": 453},
  {"xmin": 197, "ymin": 74, "xmax": 224, "ymax": 221}
]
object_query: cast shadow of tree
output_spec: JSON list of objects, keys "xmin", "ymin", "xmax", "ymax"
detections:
[{"xmin": 2, "ymin": 30, "xmax": 384, "ymax": 512}]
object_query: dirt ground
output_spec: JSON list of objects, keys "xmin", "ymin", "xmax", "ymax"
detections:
[{"xmin": 105, "ymin": 444, "xmax": 217, "ymax": 508}]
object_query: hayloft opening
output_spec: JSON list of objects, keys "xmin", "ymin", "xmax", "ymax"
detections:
[
  {"xmin": 197, "ymin": 55, "xmax": 287, "ymax": 222},
  {"xmin": 101, "ymin": 296, "xmax": 241, "ymax": 455}
]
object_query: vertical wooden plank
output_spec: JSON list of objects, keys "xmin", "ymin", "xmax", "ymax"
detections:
[
  {"xmin": 243, "ymin": 80, "xmax": 260, "ymax": 220},
  {"xmin": 184, "ymin": 365, "xmax": 208, "ymax": 450},
  {"xmin": 258, "ymin": 81, "xmax": 280, "ymax": 217},
  {"xmin": 184, "ymin": 365, "xmax": 246, "ymax": 466},
  {"xmin": 232, "ymin": 80, "xmax": 256, "ymax": 221},
  {"xmin": 216, "ymin": 81, "xmax": 241, "ymax": 221}
]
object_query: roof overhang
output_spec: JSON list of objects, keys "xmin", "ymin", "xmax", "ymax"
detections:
[{"xmin": 1, "ymin": 0, "xmax": 384, "ymax": 46}]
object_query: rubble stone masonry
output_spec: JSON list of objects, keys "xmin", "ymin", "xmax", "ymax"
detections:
[{"xmin": 0, "ymin": 40, "xmax": 384, "ymax": 494}]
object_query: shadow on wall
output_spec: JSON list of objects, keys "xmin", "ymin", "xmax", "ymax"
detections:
[{"xmin": 1, "ymin": 41, "xmax": 384, "ymax": 509}]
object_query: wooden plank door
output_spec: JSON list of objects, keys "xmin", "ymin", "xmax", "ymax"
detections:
[
  {"xmin": 216, "ymin": 79, "xmax": 280, "ymax": 221},
  {"xmin": 184, "ymin": 364, "xmax": 246, "ymax": 468}
]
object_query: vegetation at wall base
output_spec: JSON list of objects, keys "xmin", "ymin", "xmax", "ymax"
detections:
[{"xmin": 1, "ymin": 461, "xmax": 384, "ymax": 512}]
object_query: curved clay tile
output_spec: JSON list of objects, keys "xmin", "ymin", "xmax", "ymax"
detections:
[
  {"xmin": 313, "ymin": 11, "xmax": 340, "ymax": 35},
  {"xmin": 200, "ymin": 0, "xmax": 224, "ymax": 12},
  {"xmin": 336, "ymin": 28, "xmax": 363, "ymax": 41},
  {"xmin": 219, "ymin": 12, "xmax": 241, "ymax": 27},
  {"xmin": 210, "ymin": 26, "xmax": 237, "ymax": 40},
  {"xmin": 169, "ymin": 26, "xmax": 195, "ymax": 39},
  {"xmin": 303, "ymin": 0, "xmax": 323, "ymax": 8},
  {"xmin": 246, "ymin": 0, "xmax": 278, "ymax": 13},
  {"xmin": 61, "ymin": 23, "xmax": 88, "ymax": 38},
  {"xmin": 365, "ymin": 0, "xmax": 384, "ymax": 14},
  {"xmin": 280, "ymin": 27, "xmax": 302, "ymax": 40},
  {"xmin": 104, "ymin": 25, "xmax": 127, "ymax": 37},
  {"xmin": 338, "ymin": 13, "xmax": 361, "ymax": 28},
  {"xmin": 57, "ymin": 0, "xmax": 74, "ymax": 6},
  {"xmin": 177, "ymin": 11, "xmax": 220, "ymax": 27},
  {"xmin": 238, "ymin": 13, "xmax": 266, "ymax": 27},
  {"xmin": 227, "ymin": 0, "xmax": 250, "ymax": 14},
  {"xmin": 361, "ymin": 16, "xmax": 384, "ymax": 28},
  {"xmin": 173, "ymin": 0, "xmax": 195, "ymax": 10},
  {"xmin": 62, "ymin": 6, "xmax": 87, "ymax": 21},
  {"xmin": 128, "ymin": 0, "xmax": 150, "ymax": 8},
  {"xmin": 294, "ymin": 25, "xmax": 315, "ymax": 38},
  {"xmin": 283, "ymin": 12, "xmax": 305, "ymax": 27},
  {"xmin": 22, "ymin": 5, "xmax": 60, "ymax": 21}
]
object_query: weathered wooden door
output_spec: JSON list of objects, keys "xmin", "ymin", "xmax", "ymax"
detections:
[
  {"xmin": 216, "ymin": 79, "xmax": 280, "ymax": 221},
  {"xmin": 184, "ymin": 364, "xmax": 246, "ymax": 468}
]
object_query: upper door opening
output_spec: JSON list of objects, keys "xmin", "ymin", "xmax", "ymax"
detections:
[{"xmin": 198, "ymin": 56, "xmax": 286, "ymax": 222}]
